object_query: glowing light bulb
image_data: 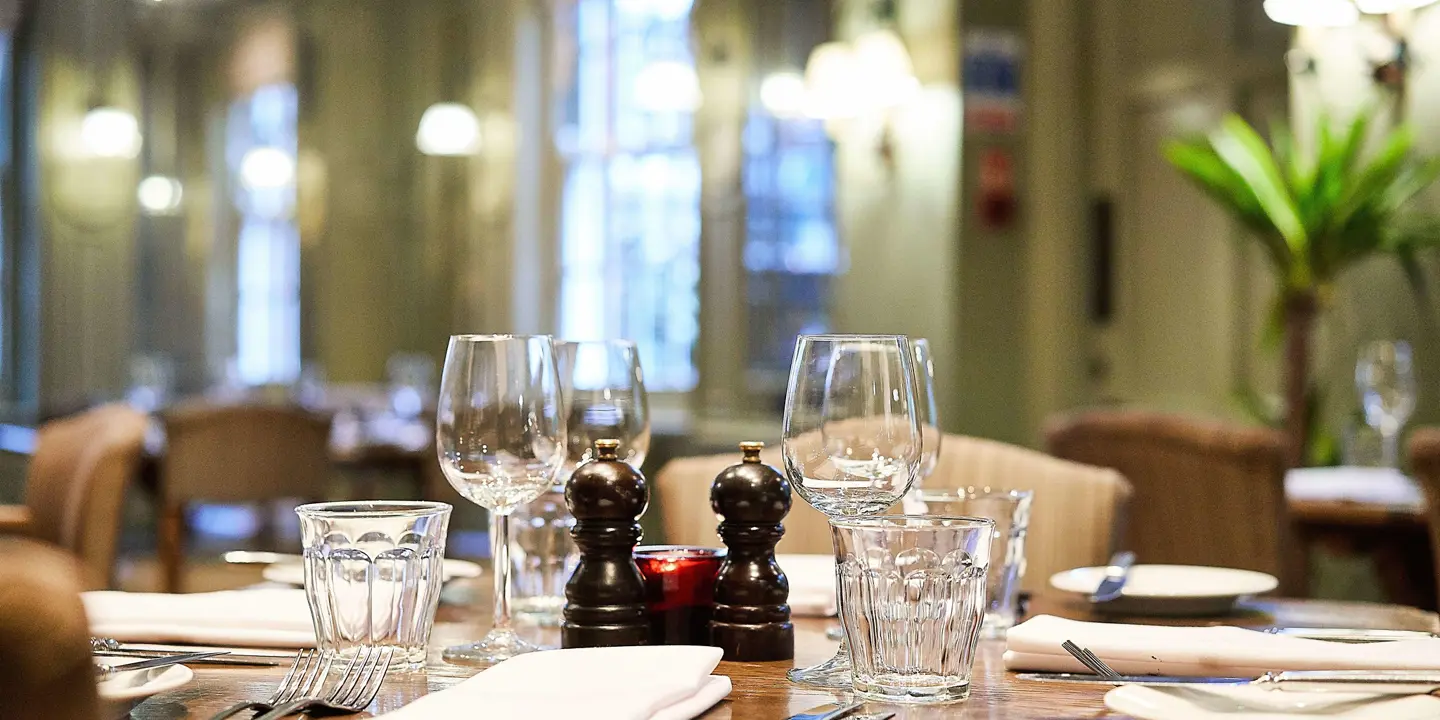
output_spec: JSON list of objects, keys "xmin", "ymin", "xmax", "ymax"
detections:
[
  {"xmin": 80, "ymin": 107, "xmax": 142, "ymax": 159},
  {"xmin": 633, "ymin": 61, "xmax": 702, "ymax": 113},
  {"xmin": 416, "ymin": 103, "xmax": 482, "ymax": 157},
  {"xmin": 760, "ymin": 71, "xmax": 807, "ymax": 117},
  {"xmin": 239, "ymin": 147, "xmax": 295, "ymax": 189},
  {"xmin": 137, "ymin": 175, "xmax": 183, "ymax": 215}
]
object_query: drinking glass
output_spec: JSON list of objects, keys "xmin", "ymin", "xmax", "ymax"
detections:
[
  {"xmin": 511, "ymin": 339, "xmax": 650, "ymax": 625},
  {"xmin": 1355, "ymin": 340, "xmax": 1417, "ymax": 468},
  {"xmin": 833, "ymin": 515, "xmax": 993, "ymax": 703},
  {"xmin": 911, "ymin": 338, "xmax": 943, "ymax": 484},
  {"xmin": 436, "ymin": 335, "xmax": 566, "ymax": 666},
  {"xmin": 296, "ymin": 501, "xmax": 452, "ymax": 672},
  {"xmin": 783, "ymin": 334, "xmax": 922, "ymax": 687},
  {"xmin": 907, "ymin": 488, "xmax": 1032, "ymax": 637}
]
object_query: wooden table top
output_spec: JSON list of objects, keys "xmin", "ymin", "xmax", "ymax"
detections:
[{"xmin": 128, "ymin": 593, "xmax": 1440, "ymax": 720}]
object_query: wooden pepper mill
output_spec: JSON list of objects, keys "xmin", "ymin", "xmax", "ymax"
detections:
[
  {"xmin": 709, "ymin": 441, "xmax": 794, "ymax": 660},
  {"xmin": 562, "ymin": 438, "xmax": 650, "ymax": 648}
]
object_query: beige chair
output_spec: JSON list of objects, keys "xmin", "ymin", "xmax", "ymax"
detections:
[
  {"xmin": 1045, "ymin": 409, "xmax": 1299, "ymax": 594},
  {"xmin": 0, "ymin": 404, "xmax": 148, "ymax": 590},
  {"xmin": 1407, "ymin": 428, "xmax": 1440, "ymax": 602},
  {"xmin": 158, "ymin": 402, "xmax": 333, "ymax": 592},
  {"xmin": 653, "ymin": 435, "xmax": 1132, "ymax": 593},
  {"xmin": 0, "ymin": 538, "xmax": 102, "ymax": 720}
]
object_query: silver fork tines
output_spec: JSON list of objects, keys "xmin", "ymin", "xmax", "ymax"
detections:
[
  {"xmin": 1061, "ymin": 639, "xmax": 1121, "ymax": 679},
  {"xmin": 252, "ymin": 646, "xmax": 393, "ymax": 720},
  {"xmin": 206, "ymin": 649, "xmax": 328, "ymax": 720}
]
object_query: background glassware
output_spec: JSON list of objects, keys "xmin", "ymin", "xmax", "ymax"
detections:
[
  {"xmin": 907, "ymin": 488, "xmax": 1032, "ymax": 638},
  {"xmin": 783, "ymin": 333, "xmax": 922, "ymax": 688},
  {"xmin": 511, "ymin": 339, "xmax": 650, "ymax": 625},
  {"xmin": 296, "ymin": 501, "xmax": 452, "ymax": 672},
  {"xmin": 1355, "ymin": 340, "xmax": 1417, "ymax": 468},
  {"xmin": 833, "ymin": 515, "xmax": 993, "ymax": 704},
  {"xmin": 911, "ymin": 338, "xmax": 943, "ymax": 484},
  {"xmin": 126, "ymin": 353, "xmax": 175, "ymax": 412},
  {"xmin": 436, "ymin": 335, "xmax": 566, "ymax": 666},
  {"xmin": 387, "ymin": 352, "xmax": 436, "ymax": 420}
]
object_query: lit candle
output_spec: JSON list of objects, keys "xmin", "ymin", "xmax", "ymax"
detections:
[{"xmin": 633, "ymin": 545, "xmax": 726, "ymax": 646}]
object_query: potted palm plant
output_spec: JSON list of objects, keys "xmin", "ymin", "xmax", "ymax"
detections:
[{"xmin": 1165, "ymin": 109, "xmax": 1440, "ymax": 467}]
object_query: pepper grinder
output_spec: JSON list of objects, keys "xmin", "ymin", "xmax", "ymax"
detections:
[
  {"xmin": 709, "ymin": 441, "xmax": 794, "ymax": 661},
  {"xmin": 562, "ymin": 438, "xmax": 650, "ymax": 648}
]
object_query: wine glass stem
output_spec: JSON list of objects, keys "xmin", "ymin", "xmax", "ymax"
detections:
[
  {"xmin": 1381, "ymin": 430, "xmax": 1399, "ymax": 468},
  {"xmin": 491, "ymin": 511, "xmax": 514, "ymax": 632}
]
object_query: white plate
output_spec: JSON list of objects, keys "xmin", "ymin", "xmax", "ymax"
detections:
[
  {"xmin": 262, "ymin": 558, "xmax": 482, "ymax": 586},
  {"xmin": 1105, "ymin": 684, "xmax": 1440, "ymax": 720},
  {"xmin": 98, "ymin": 664, "xmax": 194, "ymax": 719},
  {"xmin": 1049, "ymin": 564, "xmax": 1279, "ymax": 616}
]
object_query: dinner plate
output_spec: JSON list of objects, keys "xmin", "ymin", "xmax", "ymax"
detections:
[
  {"xmin": 1049, "ymin": 564, "xmax": 1278, "ymax": 616},
  {"xmin": 1105, "ymin": 684, "xmax": 1440, "ymax": 719},
  {"xmin": 98, "ymin": 664, "xmax": 194, "ymax": 719},
  {"xmin": 262, "ymin": 558, "xmax": 482, "ymax": 586}
]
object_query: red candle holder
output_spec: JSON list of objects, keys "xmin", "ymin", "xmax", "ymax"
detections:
[{"xmin": 633, "ymin": 545, "xmax": 726, "ymax": 646}]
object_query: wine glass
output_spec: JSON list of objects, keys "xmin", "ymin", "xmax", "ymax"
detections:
[
  {"xmin": 436, "ymin": 335, "xmax": 566, "ymax": 666},
  {"xmin": 1356, "ymin": 340, "xmax": 1417, "ymax": 468},
  {"xmin": 782, "ymin": 334, "xmax": 922, "ymax": 687},
  {"xmin": 511, "ymin": 339, "xmax": 651, "ymax": 625}
]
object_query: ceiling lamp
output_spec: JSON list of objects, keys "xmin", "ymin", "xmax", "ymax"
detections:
[
  {"xmin": 137, "ymin": 175, "xmax": 184, "ymax": 215},
  {"xmin": 238, "ymin": 147, "xmax": 295, "ymax": 189},
  {"xmin": 416, "ymin": 102, "xmax": 482, "ymax": 157},
  {"xmin": 851, "ymin": 29, "xmax": 920, "ymax": 109},
  {"xmin": 80, "ymin": 106, "xmax": 142, "ymax": 159},
  {"xmin": 803, "ymin": 42, "xmax": 862, "ymax": 120},
  {"xmin": 759, "ymin": 71, "xmax": 807, "ymax": 117},
  {"xmin": 1263, "ymin": 0, "xmax": 1361, "ymax": 26},
  {"xmin": 632, "ymin": 61, "xmax": 702, "ymax": 113},
  {"xmin": 1356, "ymin": 0, "xmax": 1440, "ymax": 12}
]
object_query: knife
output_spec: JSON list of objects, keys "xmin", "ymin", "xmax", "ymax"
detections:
[
  {"xmin": 1018, "ymin": 670, "xmax": 1440, "ymax": 694},
  {"xmin": 96, "ymin": 651, "xmax": 229, "ymax": 680},
  {"xmin": 95, "ymin": 642, "xmax": 295, "ymax": 666},
  {"xmin": 784, "ymin": 701, "xmax": 863, "ymax": 720},
  {"xmin": 1089, "ymin": 550, "xmax": 1135, "ymax": 603}
]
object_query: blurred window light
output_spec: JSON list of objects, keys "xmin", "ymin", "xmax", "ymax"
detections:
[
  {"xmin": 80, "ymin": 106, "xmax": 142, "ymax": 159},
  {"xmin": 760, "ymin": 71, "xmax": 807, "ymax": 118},
  {"xmin": 416, "ymin": 102, "xmax": 482, "ymax": 156},
  {"xmin": 239, "ymin": 146, "xmax": 295, "ymax": 189},
  {"xmin": 555, "ymin": 0, "xmax": 701, "ymax": 392},
  {"xmin": 803, "ymin": 42, "xmax": 862, "ymax": 119},
  {"xmin": 1264, "ymin": 0, "xmax": 1360, "ymax": 25},
  {"xmin": 1356, "ymin": 0, "xmax": 1439, "ymax": 12},
  {"xmin": 137, "ymin": 175, "xmax": 184, "ymax": 215}
]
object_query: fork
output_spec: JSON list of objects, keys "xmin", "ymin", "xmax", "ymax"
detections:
[
  {"xmin": 1060, "ymin": 639, "xmax": 1395, "ymax": 715},
  {"xmin": 252, "ymin": 646, "xmax": 393, "ymax": 719},
  {"xmin": 206, "ymin": 649, "xmax": 330, "ymax": 720}
]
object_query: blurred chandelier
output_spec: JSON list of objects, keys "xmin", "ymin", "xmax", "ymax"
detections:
[
  {"xmin": 761, "ymin": 28, "xmax": 918, "ymax": 120},
  {"xmin": 1264, "ymin": 0, "xmax": 1439, "ymax": 26}
]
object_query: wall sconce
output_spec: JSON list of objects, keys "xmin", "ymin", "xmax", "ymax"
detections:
[
  {"xmin": 80, "ymin": 105, "xmax": 142, "ymax": 159},
  {"xmin": 416, "ymin": 102, "xmax": 482, "ymax": 157},
  {"xmin": 137, "ymin": 175, "xmax": 183, "ymax": 215}
]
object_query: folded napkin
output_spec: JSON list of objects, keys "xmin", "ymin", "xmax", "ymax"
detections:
[
  {"xmin": 376, "ymin": 646, "xmax": 730, "ymax": 720},
  {"xmin": 1006, "ymin": 615, "xmax": 1440, "ymax": 677},
  {"xmin": 1285, "ymin": 466, "xmax": 1424, "ymax": 508},
  {"xmin": 83, "ymin": 589, "xmax": 316, "ymax": 648},
  {"xmin": 777, "ymin": 554, "xmax": 836, "ymax": 617}
]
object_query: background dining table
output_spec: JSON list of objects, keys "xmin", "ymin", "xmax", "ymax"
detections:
[{"xmin": 123, "ymin": 585, "xmax": 1440, "ymax": 720}]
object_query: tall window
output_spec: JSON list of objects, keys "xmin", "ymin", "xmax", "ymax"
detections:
[
  {"xmin": 226, "ymin": 83, "xmax": 300, "ymax": 385},
  {"xmin": 742, "ymin": 109, "xmax": 839, "ymax": 392},
  {"xmin": 556, "ymin": 0, "xmax": 701, "ymax": 392}
]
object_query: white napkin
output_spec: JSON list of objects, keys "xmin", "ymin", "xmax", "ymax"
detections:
[
  {"xmin": 83, "ymin": 589, "xmax": 316, "ymax": 648},
  {"xmin": 777, "ymin": 554, "xmax": 836, "ymax": 617},
  {"xmin": 1285, "ymin": 466, "xmax": 1424, "ymax": 508},
  {"xmin": 1005, "ymin": 615, "xmax": 1440, "ymax": 677},
  {"xmin": 376, "ymin": 646, "xmax": 730, "ymax": 720}
]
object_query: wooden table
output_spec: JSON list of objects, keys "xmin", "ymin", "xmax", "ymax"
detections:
[{"xmin": 128, "ymin": 594, "xmax": 1439, "ymax": 719}]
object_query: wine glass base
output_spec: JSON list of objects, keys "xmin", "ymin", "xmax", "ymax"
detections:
[
  {"xmin": 786, "ymin": 649, "xmax": 853, "ymax": 688},
  {"xmin": 442, "ymin": 628, "xmax": 540, "ymax": 668}
]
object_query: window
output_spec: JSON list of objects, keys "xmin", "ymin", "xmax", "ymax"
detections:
[
  {"xmin": 226, "ymin": 83, "xmax": 300, "ymax": 386},
  {"xmin": 742, "ymin": 109, "xmax": 839, "ymax": 392},
  {"xmin": 555, "ymin": 0, "xmax": 701, "ymax": 392}
]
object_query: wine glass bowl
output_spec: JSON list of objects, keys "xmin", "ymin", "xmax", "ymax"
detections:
[
  {"xmin": 781, "ymin": 334, "xmax": 923, "ymax": 687},
  {"xmin": 1355, "ymin": 340, "xmax": 1417, "ymax": 468},
  {"xmin": 436, "ymin": 334, "xmax": 566, "ymax": 666}
]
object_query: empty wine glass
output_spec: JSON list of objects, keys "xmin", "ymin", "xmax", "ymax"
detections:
[
  {"xmin": 436, "ymin": 335, "xmax": 566, "ymax": 666},
  {"xmin": 511, "ymin": 340, "xmax": 650, "ymax": 625},
  {"xmin": 1356, "ymin": 340, "xmax": 1417, "ymax": 468},
  {"xmin": 782, "ymin": 334, "xmax": 922, "ymax": 688},
  {"xmin": 912, "ymin": 338, "xmax": 943, "ymax": 484}
]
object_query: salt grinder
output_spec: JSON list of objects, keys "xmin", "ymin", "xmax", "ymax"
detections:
[
  {"xmin": 709, "ymin": 441, "xmax": 795, "ymax": 661},
  {"xmin": 562, "ymin": 438, "xmax": 650, "ymax": 648}
]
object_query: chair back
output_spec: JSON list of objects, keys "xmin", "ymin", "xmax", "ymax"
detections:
[
  {"xmin": 24, "ymin": 404, "xmax": 148, "ymax": 589},
  {"xmin": 160, "ymin": 402, "xmax": 333, "ymax": 503},
  {"xmin": 1407, "ymin": 428, "xmax": 1440, "ymax": 602},
  {"xmin": 0, "ymin": 538, "xmax": 101, "ymax": 720},
  {"xmin": 652, "ymin": 434, "xmax": 1132, "ymax": 592},
  {"xmin": 1045, "ymin": 409, "xmax": 1298, "ymax": 592}
]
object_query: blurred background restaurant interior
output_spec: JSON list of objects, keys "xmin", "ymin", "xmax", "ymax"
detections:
[{"xmin": 4, "ymin": 0, "xmax": 1440, "ymax": 606}]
